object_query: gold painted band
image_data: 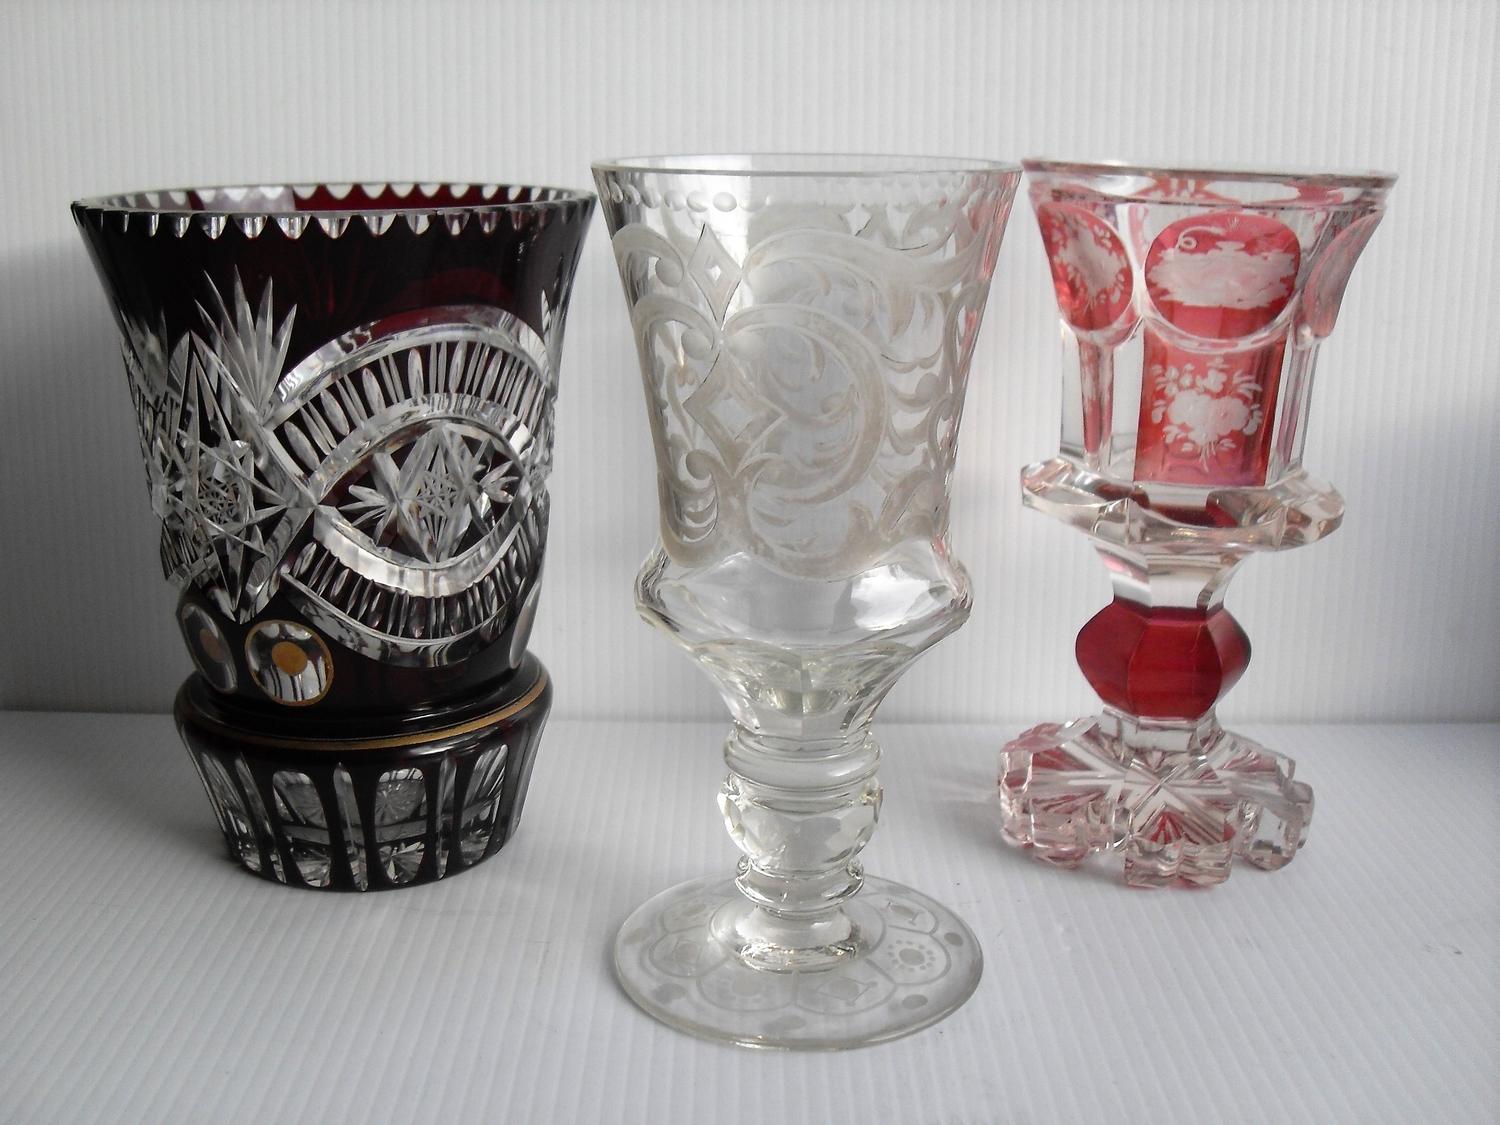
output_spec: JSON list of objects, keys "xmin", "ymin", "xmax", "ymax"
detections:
[{"xmin": 187, "ymin": 670, "xmax": 548, "ymax": 752}]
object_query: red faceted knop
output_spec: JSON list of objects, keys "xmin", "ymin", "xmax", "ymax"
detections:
[{"xmin": 1075, "ymin": 598, "xmax": 1251, "ymax": 720}]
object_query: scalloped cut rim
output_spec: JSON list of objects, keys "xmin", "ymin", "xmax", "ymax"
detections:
[
  {"xmin": 592, "ymin": 153, "xmax": 1020, "ymax": 178},
  {"xmin": 71, "ymin": 181, "xmax": 596, "ymax": 218},
  {"xmin": 1023, "ymin": 157, "xmax": 1396, "ymax": 195}
]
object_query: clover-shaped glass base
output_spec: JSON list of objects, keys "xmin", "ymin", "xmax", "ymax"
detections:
[
  {"xmin": 999, "ymin": 714, "xmax": 1313, "ymax": 887},
  {"xmin": 613, "ymin": 874, "xmax": 982, "ymax": 1050}
]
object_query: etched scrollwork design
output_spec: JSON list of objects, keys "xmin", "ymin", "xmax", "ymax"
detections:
[{"xmin": 606, "ymin": 182, "xmax": 1008, "ymax": 579}]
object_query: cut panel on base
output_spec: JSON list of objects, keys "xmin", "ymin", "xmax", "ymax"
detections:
[{"xmin": 175, "ymin": 655, "xmax": 551, "ymax": 890}]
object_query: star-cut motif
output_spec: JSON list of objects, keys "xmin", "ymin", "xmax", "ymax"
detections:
[
  {"xmin": 179, "ymin": 374, "xmax": 291, "ymax": 611},
  {"xmin": 120, "ymin": 273, "xmax": 300, "ymax": 620},
  {"xmin": 1000, "ymin": 719, "xmax": 1313, "ymax": 884},
  {"xmin": 345, "ymin": 429, "xmax": 521, "ymax": 563},
  {"xmin": 409, "ymin": 449, "xmax": 466, "ymax": 521},
  {"xmin": 196, "ymin": 452, "xmax": 249, "ymax": 529},
  {"xmin": 1003, "ymin": 725, "xmax": 1249, "ymax": 849}
]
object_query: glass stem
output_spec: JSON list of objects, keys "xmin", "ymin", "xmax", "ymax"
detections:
[{"xmin": 718, "ymin": 724, "xmax": 883, "ymax": 971}]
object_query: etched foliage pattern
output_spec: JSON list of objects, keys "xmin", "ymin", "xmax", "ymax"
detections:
[
  {"xmin": 603, "ymin": 177, "xmax": 1009, "ymax": 578},
  {"xmin": 118, "ymin": 273, "xmax": 556, "ymax": 666}
]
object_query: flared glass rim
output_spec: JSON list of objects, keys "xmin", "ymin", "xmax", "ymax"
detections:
[
  {"xmin": 1023, "ymin": 157, "xmax": 1396, "ymax": 193},
  {"xmin": 71, "ymin": 180, "xmax": 596, "ymax": 218},
  {"xmin": 591, "ymin": 153, "xmax": 1020, "ymax": 178}
]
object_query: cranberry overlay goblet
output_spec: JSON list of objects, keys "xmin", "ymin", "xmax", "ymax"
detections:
[{"xmin": 999, "ymin": 160, "xmax": 1394, "ymax": 887}]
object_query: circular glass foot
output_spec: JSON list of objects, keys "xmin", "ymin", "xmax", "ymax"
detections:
[{"xmin": 613, "ymin": 874, "xmax": 982, "ymax": 1049}]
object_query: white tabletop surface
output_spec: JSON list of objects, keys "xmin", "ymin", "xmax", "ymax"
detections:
[{"xmin": 1, "ymin": 714, "xmax": 1495, "ymax": 1124}]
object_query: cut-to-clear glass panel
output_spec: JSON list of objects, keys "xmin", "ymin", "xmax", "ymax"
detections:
[
  {"xmin": 459, "ymin": 743, "xmax": 509, "ymax": 863},
  {"xmin": 234, "ymin": 758, "xmax": 283, "ymax": 882},
  {"xmin": 434, "ymin": 754, "xmax": 457, "ymax": 876},
  {"xmin": 196, "ymin": 754, "xmax": 259, "ymax": 872},
  {"xmin": 376, "ymin": 768, "xmax": 428, "ymax": 884},
  {"xmin": 332, "ymin": 765, "xmax": 367, "ymax": 890},
  {"xmin": 178, "ymin": 603, "xmax": 237, "ymax": 692},
  {"xmin": 271, "ymin": 770, "xmax": 331, "ymax": 888}
]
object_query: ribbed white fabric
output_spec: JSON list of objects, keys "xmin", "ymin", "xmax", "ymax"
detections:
[{"xmin": 0, "ymin": 714, "xmax": 1495, "ymax": 1123}]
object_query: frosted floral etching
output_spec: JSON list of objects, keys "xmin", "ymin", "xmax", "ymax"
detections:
[
  {"xmin": 1148, "ymin": 356, "xmax": 1264, "ymax": 468},
  {"xmin": 1037, "ymin": 202, "xmax": 1132, "ymax": 330},
  {"xmin": 1135, "ymin": 212, "xmax": 1301, "ymax": 484}
]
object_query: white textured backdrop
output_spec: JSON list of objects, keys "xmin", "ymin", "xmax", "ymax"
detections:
[{"xmin": 1, "ymin": 0, "xmax": 1495, "ymax": 722}]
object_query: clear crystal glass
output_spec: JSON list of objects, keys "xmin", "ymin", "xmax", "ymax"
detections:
[
  {"xmin": 73, "ymin": 183, "xmax": 592, "ymax": 889},
  {"xmin": 594, "ymin": 154, "xmax": 1019, "ymax": 1047},
  {"xmin": 999, "ymin": 160, "xmax": 1395, "ymax": 887}
]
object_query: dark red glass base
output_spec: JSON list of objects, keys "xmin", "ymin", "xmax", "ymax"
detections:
[{"xmin": 175, "ymin": 653, "xmax": 551, "ymax": 891}]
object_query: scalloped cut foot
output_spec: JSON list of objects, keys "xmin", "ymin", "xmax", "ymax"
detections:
[{"xmin": 998, "ymin": 719, "xmax": 1313, "ymax": 888}]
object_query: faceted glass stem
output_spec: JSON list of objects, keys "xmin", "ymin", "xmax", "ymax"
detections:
[
  {"xmin": 612, "ymin": 551, "xmax": 984, "ymax": 1048},
  {"xmin": 1000, "ymin": 541, "xmax": 1314, "ymax": 887},
  {"xmin": 719, "ymin": 726, "xmax": 882, "ymax": 970}
]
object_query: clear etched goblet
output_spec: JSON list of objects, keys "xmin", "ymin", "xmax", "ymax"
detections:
[
  {"xmin": 594, "ymin": 155, "xmax": 1019, "ymax": 1047},
  {"xmin": 999, "ymin": 160, "xmax": 1394, "ymax": 887}
]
